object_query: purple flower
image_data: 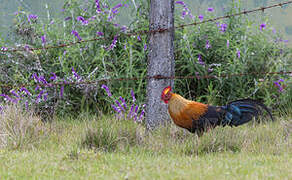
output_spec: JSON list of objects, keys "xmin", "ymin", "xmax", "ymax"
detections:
[
  {"xmin": 50, "ymin": 72, "xmax": 57, "ymax": 81},
  {"xmin": 208, "ymin": 68, "xmax": 214, "ymax": 72},
  {"xmin": 227, "ymin": 40, "xmax": 230, "ymax": 48},
  {"xmin": 64, "ymin": 17, "xmax": 72, "ymax": 21},
  {"xmin": 60, "ymin": 86, "xmax": 64, "ymax": 98},
  {"xmin": 32, "ymin": 73, "xmax": 40, "ymax": 82},
  {"xmin": 20, "ymin": 87, "xmax": 32, "ymax": 96},
  {"xmin": 111, "ymin": 104, "xmax": 121, "ymax": 113},
  {"xmin": 1, "ymin": 46, "xmax": 8, "ymax": 51},
  {"xmin": 207, "ymin": 7, "xmax": 214, "ymax": 12},
  {"xmin": 11, "ymin": 90, "xmax": 19, "ymax": 98},
  {"xmin": 112, "ymin": 3, "xmax": 123, "ymax": 14},
  {"xmin": 72, "ymin": 67, "xmax": 81, "ymax": 80},
  {"xmin": 28, "ymin": 14, "xmax": 38, "ymax": 22},
  {"xmin": 198, "ymin": 15, "xmax": 204, "ymax": 21},
  {"xmin": 36, "ymin": 90, "xmax": 44, "ymax": 103},
  {"xmin": 77, "ymin": 16, "xmax": 89, "ymax": 25},
  {"xmin": 205, "ymin": 40, "xmax": 211, "ymax": 49},
  {"xmin": 119, "ymin": 96, "xmax": 127, "ymax": 109},
  {"xmin": 133, "ymin": 105, "xmax": 139, "ymax": 122},
  {"xmin": 137, "ymin": 35, "xmax": 141, "ymax": 41},
  {"xmin": 107, "ymin": 35, "xmax": 118, "ymax": 50},
  {"xmin": 96, "ymin": 0, "xmax": 102, "ymax": 13},
  {"xmin": 39, "ymin": 76, "xmax": 48, "ymax": 84},
  {"xmin": 115, "ymin": 99, "xmax": 125, "ymax": 112},
  {"xmin": 198, "ymin": 54, "xmax": 205, "ymax": 65},
  {"xmin": 0, "ymin": 94, "xmax": 18, "ymax": 103},
  {"xmin": 101, "ymin": 84, "xmax": 112, "ymax": 97},
  {"xmin": 96, "ymin": 31, "xmax": 104, "ymax": 36},
  {"xmin": 43, "ymin": 93, "xmax": 48, "ymax": 101},
  {"xmin": 260, "ymin": 23, "xmax": 266, "ymax": 31},
  {"xmin": 237, "ymin": 49, "xmax": 240, "ymax": 58},
  {"xmin": 274, "ymin": 79, "xmax": 285, "ymax": 92},
  {"xmin": 139, "ymin": 104, "xmax": 146, "ymax": 122},
  {"xmin": 219, "ymin": 23, "xmax": 227, "ymax": 33},
  {"xmin": 128, "ymin": 104, "xmax": 135, "ymax": 118},
  {"xmin": 144, "ymin": 44, "xmax": 147, "ymax": 51},
  {"xmin": 131, "ymin": 89, "xmax": 136, "ymax": 102},
  {"xmin": 71, "ymin": 30, "xmax": 82, "ymax": 41},
  {"xmin": 41, "ymin": 35, "xmax": 46, "ymax": 46},
  {"xmin": 175, "ymin": 1, "xmax": 185, "ymax": 5}
]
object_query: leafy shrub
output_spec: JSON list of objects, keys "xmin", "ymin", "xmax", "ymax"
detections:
[{"xmin": 0, "ymin": 0, "xmax": 291, "ymax": 116}]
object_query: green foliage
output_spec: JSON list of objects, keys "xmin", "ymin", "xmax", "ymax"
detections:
[{"xmin": 0, "ymin": 0, "xmax": 291, "ymax": 116}]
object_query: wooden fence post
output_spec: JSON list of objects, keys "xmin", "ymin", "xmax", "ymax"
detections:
[{"xmin": 146, "ymin": 0, "xmax": 175, "ymax": 129}]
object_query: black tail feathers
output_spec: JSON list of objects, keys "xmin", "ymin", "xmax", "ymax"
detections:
[{"xmin": 220, "ymin": 99, "xmax": 274, "ymax": 127}]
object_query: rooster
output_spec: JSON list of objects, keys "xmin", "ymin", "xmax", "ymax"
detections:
[{"xmin": 161, "ymin": 86, "xmax": 274, "ymax": 135}]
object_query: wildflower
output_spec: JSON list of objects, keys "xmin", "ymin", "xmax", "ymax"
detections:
[
  {"xmin": 198, "ymin": 15, "xmax": 204, "ymax": 21},
  {"xmin": 119, "ymin": 96, "xmax": 127, "ymax": 109},
  {"xmin": 127, "ymin": 104, "xmax": 135, "ymax": 118},
  {"xmin": 207, "ymin": 7, "xmax": 214, "ymax": 12},
  {"xmin": 115, "ymin": 99, "xmax": 125, "ymax": 112},
  {"xmin": 72, "ymin": 67, "xmax": 81, "ymax": 80},
  {"xmin": 107, "ymin": 35, "xmax": 118, "ymax": 50},
  {"xmin": 274, "ymin": 79, "xmax": 285, "ymax": 92},
  {"xmin": 137, "ymin": 35, "xmax": 141, "ymax": 41},
  {"xmin": 139, "ymin": 104, "xmax": 146, "ymax": 122},
  {"xmin": 60, "ymin": 86, "xmax": 64, "ymax": 98},
  {"xmin": 28, "ymin": 14, "xmax": 38, "ymax": 22},
  {"xmin": 11, "ymin": 90, "xmax": 19, "ymax": 98},
  {"xmin": 101, "ymin": 84, "xmax": 112, "ymax": 97},
  {"xmin": 131, "ymin": 89, "xmax": 136, "ymax": 102},
  {"xmin": 64, "ymin": 17, "xmax": 72, "ymax": 21},
  {"xmin": 236, "ymin": 49, "xmax": 240, "ymax": 58},
  {"xmin": 208, "ymin": 68, "xmax": 214, "ymax": 72},
  {"xmin": 20, "ymin": 87, "xmax": 32, "ymax": 96},
  {"xmin": 41, "ymin": 35, "xmax": 46, "ymax": 46},
  {"xmin": 50, "ymin": 72, "xmax": 57, "ymax": 81},
  {"xmin": 112, "ymin": 3, "xmax": 123, "ymax": 14},
  {"xmin": 71, "ymin": 30, "xmax": 82, "ymax": 41},
  {"xmin": 96, "ymin": 31, "xmax": 104, "ymax": 36},
  {"xmin": 111, "ymin": 104, "xmax": 121, "ymax": 113},
  {"xmin": 198, "ymin": 54, "xmax": 205, "ymax": 65},
  {"xmin": 175, "ymin": 1, "xmax": 185, "ymax": 5},
  {"xmin": 219, "ymin": 23, "xmax": 227, "ymax": 33},
  {"xmin": 144, "ymin": 44, "xmax": 147, "ymax": 51},
  {"xmin": 227, "ymin": 39, "xmax": 230, "ymax": 48},
  {"xmin": 1, "ymin": 46, "xmax": 8, "ymax": 51},
  {"xmin": 120, "ymin": 26, "xmax": 127, "ymax": 32},
  {"xmin": 76, "ymin": 16, "xmax": 89, "ymax": 25},
  {"xmin": 36, "ymin": 90, "xmax": 44, "ymax": 103},
  {"xmin": 205, "ymin": 40, "xmax": 211, "ymax": 49},
  {"xmin": 96, "ymin": 0, "xmax": 102, "ymax": 13},
  {"xmin": 260, "ymin": 23, "xmax": 266, "ymax": 31}
]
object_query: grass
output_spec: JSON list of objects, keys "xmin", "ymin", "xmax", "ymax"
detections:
[{"xmin": 0, "ymin": 112, "xmax": 291, "ymax": 179}]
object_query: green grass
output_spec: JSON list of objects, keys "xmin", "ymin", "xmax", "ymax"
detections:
[{"xmin": 0, "ymin": 114, "xmax": 291, "ymax": 179}]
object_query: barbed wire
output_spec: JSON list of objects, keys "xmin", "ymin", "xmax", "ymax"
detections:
[
  {"xmin": 1, "ymin": 71, "xmax": 291, "ymax": 90},
  {"xmin": 1, "ymin": 0, "xmax": 292, "ymax": 52}
]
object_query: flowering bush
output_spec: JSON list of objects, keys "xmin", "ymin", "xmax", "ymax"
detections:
[{"xmin": 0, "ymin": 0, "xmax": 291, "ymax": 118}]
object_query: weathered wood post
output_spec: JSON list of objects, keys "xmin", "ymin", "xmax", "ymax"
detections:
[{"xmin": 146, "ymin": 0, "xmax": 175, "ymax": 129}]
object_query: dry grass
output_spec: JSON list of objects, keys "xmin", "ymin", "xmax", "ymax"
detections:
[{"xmin": 0, "ymin": 104, "xmax": 47, "ymax": 149}]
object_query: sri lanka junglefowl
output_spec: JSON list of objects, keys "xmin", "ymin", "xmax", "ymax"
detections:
[{"xmin": 161, "ymin": 86, "xmax": 274, "ymax": 135}]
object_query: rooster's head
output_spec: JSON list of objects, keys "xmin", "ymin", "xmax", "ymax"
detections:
[{"xmin": 161, "ymin": 86, "xmax": 172, "ymax": 104}]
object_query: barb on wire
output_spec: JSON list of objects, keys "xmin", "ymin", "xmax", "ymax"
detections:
[
  {"xmin": 0, "ymin": 71, "xmax": 291, "ymax": 90},
  {"xmin": 1, "ymin": 1, "xmax": 292, "ymax": 52}
]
